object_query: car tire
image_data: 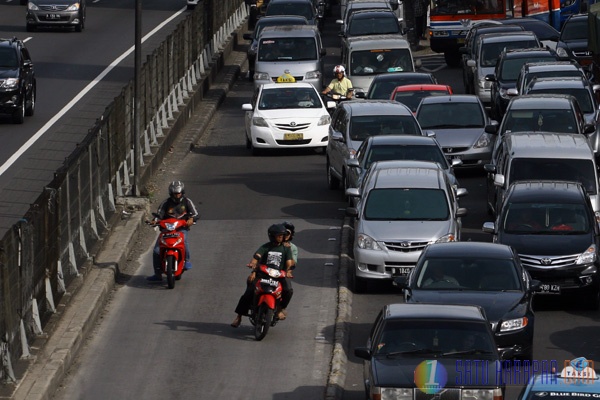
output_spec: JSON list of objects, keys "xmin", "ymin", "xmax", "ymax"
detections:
[
  {"xmin": 187, "ymin": 4, "xmax": 196, "ymax": 10},
  {"xmin": 351, "ymin": 268, "xmax": 368, "ymax": 294},
  {"xmin": 245, "ymin": 131, "xmax": 251, "ymax": 149},
  {"xmin": 25, "ymin": 87, "xmax": 35, "ymax": 117},
  {"xmin": 75, "ymin": 22, "xmax": 83, "ymax": 32},
  {"xmin": 327, "ymin": 160, "xmax": 340, "ymax": 189},
  {"xmin": 251, "ymin": 143, "xmax": 262, "ymax": 156},
  {"xmin": 12, "ymin": 100, "xmax": 25, "ymax": 124},
  {"xmin": 26, "ymin": 24, "xmax": 35, "ymax": 32}
]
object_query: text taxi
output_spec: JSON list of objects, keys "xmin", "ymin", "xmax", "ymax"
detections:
[
  {"xmin": 242, "ymin": 72, "xmax": 335, "ymax": 155},
  {"xmin": 519, "ymin": 357, "xmax": 600, "ymax": 400}
]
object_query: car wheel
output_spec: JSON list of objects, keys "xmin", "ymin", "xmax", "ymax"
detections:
[
  {"xmin": 251, "ymin": 143, "xmax": 262, "ymax": 156},
  {"xmin": 351, "ymin": 269, "xmax": 368, "ymax": 294},
  {"xmin": 343, "ymin": 172, "xmax": 351, "ymax": 203},
  {"xmin": 26, "ymin": 24, "xmax": 35, "ymax": 32},
  {"xmin": 75, "ymin": 22, "xmax": 83, "ymax": 32},
  {"xmin": 25, "ymin": 87, "xmax": 35, "ymax": 117},
  {"xmin": 245, "ymin": 131, "xmax": 251, "ymax": 149},
  {"xmin": 12, "ymin": 100, "xmax": 25, "ymax": 124},
  {"xmin": 327, "ymin": 160, "xmax": 340, "ymax": 189}
]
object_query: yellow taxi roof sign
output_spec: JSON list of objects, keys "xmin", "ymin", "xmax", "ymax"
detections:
[{"xmin": 277, "ymin": 71, "xmax": 296, "ymax": 83}]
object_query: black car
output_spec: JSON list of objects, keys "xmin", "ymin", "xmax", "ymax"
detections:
[
  {"xmin": 556, "ymin": 14, "xmax": 591, "ymax": 68},
  {"xmin": 265, "ymin": 0, "xmax": 322, "ymax": 30},
  {"xmin": 354, "ymin": 303, "xmax": 507, "ymax": 400},
  {"xmin": 395, "ymin": 242, "xmax": 537, "ymax": 360},
  {"xmin": 242, "ymin": 15, "xmax": 309, "ymax": 79},
  {"xmin": 487, "ymin": 47, "xmax": 559, "ymax": 121},
  {"xmin": 498, "ymin": 17, "xmax": 560, "ymax": 48},
  {"xmin": 358, "ymin": 72, "xmax": 437, "ymax": 99},
  {"xmin": 0, "ymin": 37, "xmax": 35, "ymax": 124},
  {"xmin": 460, "ymin": 23, "xmax": 524, "ymax": 94},
  {"xmin": 483, "ymin": 180, "xmax": 600, "ymax": 310}
]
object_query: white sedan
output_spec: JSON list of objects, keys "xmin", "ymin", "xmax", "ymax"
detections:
[{"xmin": 242, "ymin": 81, "xmax": 334, "ymax": 155}]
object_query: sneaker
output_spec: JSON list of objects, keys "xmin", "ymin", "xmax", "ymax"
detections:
[
  {"xmin": 184, "ymin": 261, "xmax": 192, "ymax": 270},
  {"xmin": 146, "ymin": 274, "xmax": 162, "ymax": 282}
]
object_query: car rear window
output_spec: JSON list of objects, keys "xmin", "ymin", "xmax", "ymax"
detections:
[
  {"xmin": 350, "ymin": 115, "xmax": 421, "ymax": 140},
  {"xmin": 509, "ymin": 158, "xmax": 597, "ymax": 194}
]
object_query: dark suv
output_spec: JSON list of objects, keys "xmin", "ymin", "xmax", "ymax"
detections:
[
  {"xmin": 0, "ymin": 37, "xmax": 35, "ymax": 124},
  {"xmin": 483, "ymin": 180, "xmax": 600, "ymax": 310},
  {"xmin": 556, "ymin": 14, "xmax": 591, "ymax": 68}
]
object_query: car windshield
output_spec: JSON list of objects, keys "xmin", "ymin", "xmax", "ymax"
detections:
[
  {"xmin": 348, "ymin": 15, "xmax": 400, "ymax": 36},
  {"xmin": 417, "ymin": 102, "xmax": 484, "ymax": 128},
  {"xmin": 561, "ymin": 19, "xmax": 588, "ymax": 41},
  {"xmin": 509, "ymin": 158, "xmax": 597, "ymax": 194},
  {"xmin": 367, "ymin": 75, "xmax": 435, "ymax": 99},
  {"xmin": 500, "ymin": 56, "xmax": 557, "ymax": 81},
  {"xmin": 527, "ymin": 88, "xmax": 594, "ymax": 114},
  {"xmin": 364, "ymin": 144, "xmax": 448, "ymax": 170},
  {"xmin": 350, "ymin": 115, "xmax": 421, "ymax": 140},
  {"xmin": 266, "ymin": 3, "xmax": 314, "ymax": 20},
  {"xmin": 502, "ymin": 203, "xmax": 591, "ymax": 234},
  {"xmin": 501, "ymin": 109, "xmax": 578, "ymax": 134},
  {"xmin": 375, "ymin": 320, "xmax": 496, "ymax": 357},
  {"xmin": 257, "ymin": 37, "xmax": 317, "ymax": 61},
  {"xmin": 480, "ymin": 40, "xmax": 539, "ymax": 67},
  {"xmin": 364, "ymin": 188, "xmax": 449, "ymax": 220},
  {"xmin": 0, "ymin": 47, "xmax": 18, "ymax": 68},
  {"xmin": 350, "ymin": 49, "xmax": 413, "ymax": 75},
  {"xmin": 415, "ymin": 257, "xmax": 521, "ymax": 290},
  {"xmin": 392, "ymin": 90, "xmax": 450, "ymax": 113},
  {"xmin": 258, "ymin": 87, "xmax": 322, "ymax": 109}
]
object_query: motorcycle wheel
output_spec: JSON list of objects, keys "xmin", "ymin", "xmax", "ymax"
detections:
[
  {"xmin": 254, "ymin": 304, "xmax": 273, "ymax": 341},
  {"xmin": 166, "ymin": 256, "xmax": 175, "ymax": 289}
]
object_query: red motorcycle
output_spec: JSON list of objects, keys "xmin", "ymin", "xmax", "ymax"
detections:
[
  {"xmin": 147, "ymin": 213, "xmax": 189, "ymax": 289},
  {"xmin": 249, "ymin": 264, "xmax": 290, "ymax": 341}
]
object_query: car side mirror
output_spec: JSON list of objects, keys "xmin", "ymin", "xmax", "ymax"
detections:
[
  {"xmin": 494, "ymin": 174, "xmax": 505, "ymax": 188},
  {"xmin": 346, "ymin": 158, "xmax": 360, "ymax": 168},
  {"xmin": 393, "ymin": 276, "xmax": 408, "ymax": 289},
  {"xmin": 354, "ymin": 347, "xmax": 372, "ymax": 360},
  {"xmin": 326, "ymin": 101, "xmax": 337, "ymax": 109},
  {"xmin": 485, "ymin": 74, "xmax": 496, "ymax": 82},
  {"xmin": 346, "ymin": 188, "xmax": 360, "ymax": 198},
  {"xmin": 584, "ymin": 124, "xmax": 596, "ymax": 134},
  {"xmin": 484, "ymin": 163, "xmax": 496, "ymax": 173},
  {"xmin": 413, "ymin": 59, "xmax": 422, "ymax": 69},
  {"xmin": 346, "ymin": 207, "xmax": 359, "ymax": 217},
  {"xmin": 456, "ymin": 207, "xmax": 468, "ymax": 217},
  {"xmin": 242, "ymin": 103, "xmax": 253, "ymax": 111},
  {"xmin": 424, "ymin": 130, "xmax": 436, "ymax": 137},
  {"xmin": 320, "ymin": 48, "xmax": 327, "ymax": 57},
  {"xmin": 354, "ymin": 91, "xmax": 365, "ymax": 99},
  {"xmin": 331, "ymin": 130, "xmax": 345, "ymax": 142},
  {"xmin": 450, "ymin": 158, "xmax": 462, "ymax": 167},
  {"xmin": 485, "ymin": 124, "xmax": 498, "ymax": 134},
  {"xmin": 466, "ymin": 59, "xmax": 476, "ymax": 67},
  {"xmin": 336, "ymin": 19, "xmax": 344, "ymax": 25},
  {"xmin": 529, "ymin": 279, "xmax": 541, "ymax": 292},
  {"xmin": 507, "ymin": 88, "xmax": 518, "ymax": 96},
  {"xmin": 482, "ymin": 221, "xmax": 496, "ymax": 234},
  {"xmin": 456, "ymin": 188, "xmax": 468, "ymax": 197}
]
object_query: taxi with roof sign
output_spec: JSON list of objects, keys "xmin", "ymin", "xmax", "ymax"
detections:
[
  {"xmin": 518, "ymin": 357, "xmax": 600, "ymax": 400},
  {"xmin": 241, "ymin": 72, "xmax": 336, "ymax": 155}
]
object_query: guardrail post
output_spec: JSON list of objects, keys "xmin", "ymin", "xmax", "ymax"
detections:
[
  {"xmin": 31, "ymin": 297, "xmax": 43, "ymax": 334},
  {"xmin": 1, "ymin": 340, "xmax": 16, "ymax": 383},
  {"xmin": 57, "ymin": 260, "xmax": 66, "ymax": 294},
  {"xmin": 78, "ymin": 226, "xmax": 89, "ymax": 258},
  {"xmin": 20, "ymin": 319, "xmax": 30, "ymax": 358},
  {"xmin": 68, "ymin": 242, "xmax": 79, "ymax": 276},
  {"xmin": 45, "ymin": 276, "xmax": 56, "ymax": 313}
]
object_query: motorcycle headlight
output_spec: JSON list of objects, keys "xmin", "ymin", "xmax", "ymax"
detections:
[
  {"xmin": 165, "ymin": 222, "xmax": 177, "ymax": 231},
  {"xmin": 254, "ymin": 72, "xmax": 269, "ymax": 81},
  {"xmin": 1, "ymin": 78, "xmax": 19, "ymax": 89},
  {"xmin": 435, "ymin": 233, "xmax": 456, "ymax": 243},
  {"xmin": 462, "ymin": 388, "xmax": 501, "ymax": 400},
  {"xmin": 556, "ymin": 47, "xmax": 569, "ymax": 58},
  {"xmin": 576, "ymin": 244, "xmax": 597, "ymax": 265},
  {"xmin": 252, "ymin": 117, "xmax": 268, "ymax": 127},
  {"xmin": 357, "ymin": 234, "xmax": 382, "ymax": 250},
  {"xmin": 500, "ymin": 317, "xmax": 528, "ymax": 332},
  {"xmin": 379, "ymin": 387, "xmax": 413, "ymax": 400},
  {"xmin": 66, "ymin": 2, "xmax": 80, "ymax": 11},
  {"xmin": 305, "ymin": 70, "xmax": 321, "ymax": 80},
  {"xmin": 318, "ymin": 114, "xmax": 331, "ymax": 126},
  {"xmin": 28, "ymin": 2, "xmax": 39, "ymax": 10},
  {"xmin": 474, "ymin": 133, "xmax": 492, "ymax": 148}
]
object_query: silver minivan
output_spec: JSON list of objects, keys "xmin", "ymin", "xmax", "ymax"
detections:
[
  {"xmin": 253, "ymin": 25, "xmax": 326, "ymax": 89},
  {"xmin": 346, "ymin": 160, "xmax": 468, "ymax": 293}
]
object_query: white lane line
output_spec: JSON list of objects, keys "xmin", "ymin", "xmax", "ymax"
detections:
[{"xmin": 0, "ymin": 7, "xmax": 187, "ymax": 177}]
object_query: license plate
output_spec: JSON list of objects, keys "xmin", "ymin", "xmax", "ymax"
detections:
[
  {"xmin": 539, "ymin": 284, "xmax": 561, "ymax": 294},
  {"xmin": 392, "ymin": 267, "xmax": 413, "ymax": 276},
  {"xmin": 46, "ymin": 13, "xmax": 61, "ymax": 19},
  {"xmin": 283, "ymin": 133, "xmax": 303, "ymax": 140}
]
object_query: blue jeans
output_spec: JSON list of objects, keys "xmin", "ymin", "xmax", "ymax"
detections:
[{"xmin": 153, "ymin": 230, "xmax": 190, "ymax": 273}]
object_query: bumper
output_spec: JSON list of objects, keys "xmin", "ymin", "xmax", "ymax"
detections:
[
  {"xmin": 353, "ymin": 247, "xmax": 421, "ymax": 280},
  {"xmin": 0, "ymin": 91, "xmax": 23, "ymax": 115},
  {"xmin": 443, "ymin": 148, "xmax": 492, "ymax": 169},
  {"xmin": 248, "ymin": 124, "xmax": 329, "ymax": 149},
  {"xmin": 27, "ymin": 11, "xmax": 81, "ymax": 27},
  {"xmin": 494, "ymin": 325, "xmax": 534, "ymax": 358},
  {"xmin": 527, "ymin": 264, "xmax": 599, "ymax": 295}
]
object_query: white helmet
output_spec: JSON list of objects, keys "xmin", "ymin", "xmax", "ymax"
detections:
[{"xmin": 333, "ymin": 65, "xmax": 345, "ymax": 76}]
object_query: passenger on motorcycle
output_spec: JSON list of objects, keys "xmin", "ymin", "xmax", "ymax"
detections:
[
  {"xmin": 147, "ymin": 180, "xmax": 199, "ymax": 282},
  {"xmin": 231, "ymin": 224, "xmax": 295, "ymax": 328},
  {"xmin": 321, "ymin": 65, "xmax": 353, "ymax": 99}
]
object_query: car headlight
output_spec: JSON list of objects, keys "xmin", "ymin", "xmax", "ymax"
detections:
[
  {"xmin": 254, "ymin": 72, "xmax": 269, "ymax": 81},
  {"xmin": 317, "ymin": 114, "xmax": 331, "ymax": 126},
  {"xmin": 500, "ymin": 317, "xmax": 528, "ymax": 332},
  {"xmin": 1, "ymin": 78, "xmax": 19, "ymax": 89},
  {"xmin": 576, "ymin": 244, "xmax": 597, "ymax": 265},
  {"xmin": 305, "ymin": 70, "xmax": 321, "ymax": 80},
  {"xmin": 474, "ymin": 133, "xmax": 492, "ymax": 148},
  {"xmin": 462, "ymin": 388, "xmax": 502, "ymax": 400},
  {"xmin": 252, "ymin": 117, "xmax": 268, "ymax": 127},
  {"xmin": 28, "ymin": 2, "xmax": 39, "ymax": 10},
  {"xmin": 556, "ymin": 47, "xmax": 569, "ymax": 58},
  {"xmin": 357, "ymin": 234, "xmax": 382, "ymax": 250},
  {"xmin": 66, "ymin": 3, "xmax": 80, "ymax": 11},
  {"xmin": 435, "ymin": 233, "xmax": 456, "ymax": 243},
  {"xmin": 379, "ymin": 387, "xmax": 413, "ymax": 400},
  {"xmin": 499, "ymin": 88, "xmax": 510, "ymax": 99},
  {"xmin": 478, "ymin": 79, "xmax": 491, "ymax": 90}
]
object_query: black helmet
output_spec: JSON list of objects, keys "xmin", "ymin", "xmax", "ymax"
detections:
[
  {"xmin": 282, "ymin": 221, "xmax": 295, "ymax": 236},
  {"xmin": 268, "ymin": 224, "xmax": 287, "ymax": 242},
  {"xmin": 169, "ymin": 180, "xmax": 185, "ymax": 203}
]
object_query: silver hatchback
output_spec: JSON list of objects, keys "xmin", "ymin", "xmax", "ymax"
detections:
[{"xmin": 346, "ymin": 160, "xmax": 468, "ymax": 293}]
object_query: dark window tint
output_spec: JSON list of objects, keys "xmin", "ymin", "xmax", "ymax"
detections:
[
  {"xmin": 365, "ymin": 188, "xmax": 449, "ymax": 220},
  {"xmin": 417, "ymin": 102, "xmax": 485, "ymax": 128},
  {"xmin": 509, "ymin": 158, "xmax": 597, "ymax": 194},
  {"xmin": 350, "ymin": 115, "xmax": 421, "ymax": 140},
  {"xmin": 365, "ymin": 144, "xmax": 448, "ymax": 170}
]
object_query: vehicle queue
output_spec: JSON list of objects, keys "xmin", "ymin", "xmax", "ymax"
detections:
[{"xmin": 242, "ymin": 0, "xmax": 600, "ymax": 398}]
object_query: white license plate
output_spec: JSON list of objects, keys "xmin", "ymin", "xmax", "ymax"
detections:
[
  {"xmin": 392, "ymin": 267, "xmax": 413, "ymax": 276},
  {"xmin": 46, "ymin": 14, "xmax": 61, "ymax": 19},
  {"xmin": 539, "ymin": 284, "xmax": 560, "ymax": 294}
]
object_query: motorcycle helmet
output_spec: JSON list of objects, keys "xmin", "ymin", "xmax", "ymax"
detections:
[
  {"xmin": 282, "ymin": 221, "xmax": 295, "ymax": 237},
  {"xmin": 168, "ymin": 180, "xmax": 185, "ymax": 203},
  {"xmin": 268, "ymin": 224, "xmax": 287, "ymax": 243},
  {"xmin": 333, "ymin": 65, "xmax": 345, "ymax": 76}
]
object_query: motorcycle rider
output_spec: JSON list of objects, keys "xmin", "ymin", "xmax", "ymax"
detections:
[
  {"xmin": 231, "ymin": 224, "xmax": 295, "ymax": 328},
  {"xmin": 147, "ymin": 181, "xmax": 199, "ymax": 282},
  {"xmin": 322, "ymin": 65, "xmax": 354, "ymax": 99}
]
